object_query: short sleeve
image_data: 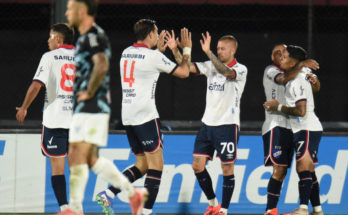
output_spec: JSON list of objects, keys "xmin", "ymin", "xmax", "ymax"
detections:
[
  {"xmin": 153, "ymin": 50, "xmax": 177, "ymax": 74},
  {"xmin": 233, "ymin": 64, "xmax": 247, "ymax": 81},
  {"xmin": 291, "ymin": 76, "xmax": 308, "ymax": 104},
  {"xmin": 194, "ymin": 61, "xmax": 212, "ymax": 76},
  {"xmin": 86, "ymin": 32, "xmax": 111, "ymax": 58},
  {"xmin": 266, "ymin": 67, "xmax": 282, "ymax": 83},
  {"xmin": 33, "ymin": 53, "xmax": 51, "ymax": 87}
]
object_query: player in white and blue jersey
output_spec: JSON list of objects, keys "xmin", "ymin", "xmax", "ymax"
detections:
[
  {"xmin": 16, "ymin": 23, "xmax": 74, "ymax": 212},
  {"xmin": 168, "ymin": 31, "xmax": 247, "ymax": 215},
  {"xmin": 96, "ymin": 19, "xmax": 192, "ymax": 215},
  {"xmin": 264, "ymin": 45, "xmax": 323, "ymax": 215}
]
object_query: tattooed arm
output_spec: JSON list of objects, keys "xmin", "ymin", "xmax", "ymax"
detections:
[{"xmin": 200, "ymin": 31, "xmax": 236, "ymax": 79}]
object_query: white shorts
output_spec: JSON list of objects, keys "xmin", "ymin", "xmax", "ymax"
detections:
[{"xmin": 69, "ymin": 113, "xmax": 110, "ymax": 147}]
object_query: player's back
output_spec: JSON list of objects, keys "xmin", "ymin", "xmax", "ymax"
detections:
[
  {"xmin": 120, "ymin": 44, "xmax": 175, "ymax": 126},
  {"xmin": 262, "ymin": 64, "xmax": 289, "ymax": 134},
  {"xmin": 34, "ymin": 45, "xmax": 75, "ymax": 129}
]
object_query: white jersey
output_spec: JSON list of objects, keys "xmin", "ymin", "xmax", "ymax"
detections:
[
  {"xmin": 120, "ymin": 43, "xmax": 177, "ymax": 125},
  {"xmin": 195, "ymin": 59, "xmax": 247, "ymax": 126},
  {"xmin": 262, "ymin": 64, "xmax": 290, "ymax": 135},
  {"xmin": 33, "ymin": 45, "xmax": 75, "ymax": 129},
  {"xmin": 284, "ymin": 70, "xmax": 322, "ymax": 133}
]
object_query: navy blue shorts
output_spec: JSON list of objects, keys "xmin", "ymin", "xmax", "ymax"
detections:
[
  {"xmin": 263, "ymin": 127, "xmax": 294, "ymax": 167},
  {"xmin": 125, "ymin": 119, "xmax": 163, "ymax": 155},
  {"xmin": 41, "ymin": 126, "xmax": 69, "ymax": 157},
  {"xmin": 193, "ymin": 123, "xmax": 239, "ymax": 163},
  {"xmin": 293, "ymin": 130, "xmax": 322, "ymax": 164}
]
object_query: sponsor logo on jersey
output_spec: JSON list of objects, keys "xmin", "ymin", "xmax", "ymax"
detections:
[{"xmin": 208, "ymin": 82, "xmax": 225, "ymax": 91}]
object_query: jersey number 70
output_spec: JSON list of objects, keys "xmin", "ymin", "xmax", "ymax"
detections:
[{"xmin": 123, "ymin": 60, "xmax": 135, "ymax": 87}]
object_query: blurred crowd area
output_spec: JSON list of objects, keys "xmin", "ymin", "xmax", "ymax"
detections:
[{"xmin": 1, "ymin": 0, "xmax": 348, "ymax": 130}]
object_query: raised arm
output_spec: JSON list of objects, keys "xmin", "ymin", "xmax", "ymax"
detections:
[
  {"xmin": 200, "ymin": 31, "xmax": 236, "ymax": 79},
  {"xmin": 166, "ymin": 29, "xmax": 197, "ymax": 74}
]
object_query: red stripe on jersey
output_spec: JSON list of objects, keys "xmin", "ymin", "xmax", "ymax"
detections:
[
  {"xmin": 295, "ymin": 99, "xmax": 307, "ymax": 104},
  {"xmin": 32, "ymin": 80, "xmax": 45, "ymax": 88},
  {"xmin": 227, "ymin": 58, "xmax": 237, "ymax": 67},
  {"xmin": 272, "ymin": 63, "xmax": 284, "ymax": 71},
  {"xmin": 133, "ymin": 43, "xmax": 149, "ymax": 48},
  {"xmin": 57, "ymin": 45, "xmax": 75, "ymax": 49}
]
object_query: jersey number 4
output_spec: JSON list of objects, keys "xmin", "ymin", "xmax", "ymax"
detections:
[
  {"xmin": 60, "ymin": 63, "xmax": 76, "ymax": 92},
  {"xmin": 123, "ymin": 60, "xmax": 135, "ymax": 87}
]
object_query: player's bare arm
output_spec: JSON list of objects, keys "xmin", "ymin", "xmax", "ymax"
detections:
[
  {"xmin": 166, "ymin": 29, "xmax": 197, "ymax": 73},
  {"xmin": 16, "ymin": 81, "xmax": 42, "ymax": 124},
  {"xmin": 263, "ymin": 99, "xmax": 306, "ymax": 117},
  {"xmin": 77, "ymin": 52, "xmax": 109, "ymax": 103},
  {"xmin": 275, "ymin": 59, "xmax": 319, "ymax": 84},
  {"xmin": 200, "ymin": 31, "xmax": 236, "ymax": 79},
  {"xmin": 171, "ymin": 28, "xmax": 192, "ymax": 78}
]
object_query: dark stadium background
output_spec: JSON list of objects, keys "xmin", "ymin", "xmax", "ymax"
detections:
[{"xmin": 1, "ymin": 0, "xmax": 347, "ymax": 131}]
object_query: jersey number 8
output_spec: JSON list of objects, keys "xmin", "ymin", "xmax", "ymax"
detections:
[{"xmin": 60, "ymin": 63, "xmax": 76, "ymax": 92}]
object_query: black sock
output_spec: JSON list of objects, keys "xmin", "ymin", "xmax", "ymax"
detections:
[
  {"xmin": 310, "ymin": 172, "xmax": 321, "ymax": 207},
  {"xmin": 109, "ymin": 165, "xmax": 143, "ymax": 195},
  {"xmin": 144, "ymin": 169, "xmax": 162, "ymax": 209},
  {"xmin": 298, "ymin": 171, "xmax": 313, "ymax": 206},
  {"xmin": 266, "ymin": 177, "xmax": 282, "ymax": 211},
  {"xmin": 51, "ymin": 175, "xmax": 68, "ymax": 206},
  {"xmin": 221, "ymin": 174, "xmax": 235, "ymax": 209},
  {"xmin": 195, "ymin": 169, "xmax": 216, "ymax": 200}
]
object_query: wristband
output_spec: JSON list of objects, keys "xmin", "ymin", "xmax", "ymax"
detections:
[
  {"xmin": 183, "ymin": 47, "xmax": 191, "ymax": 56},
  {"xmin": 277, "ymin": 104, "xmax": 283, "ymax": 112}
]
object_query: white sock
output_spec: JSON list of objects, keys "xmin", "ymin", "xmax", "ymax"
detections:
[
  {"xmin": 299, "ymin": 204, "xmax": 308, "ymax": 210},
  {"xmin": 105, "ymin": 189, "xmax": 115, "ymax": 199},
  {"xmin": 91, "ymin": 157, "xmax": 134, "ymax": 197},
  {"xmin": 142, "ymin": 208, "xmax": 153, "ymax": 215},
  {"xmin": 208, "ymin": 198, "xmax": 219, "ymax": 207},
  {"xmin": 313, "ymin": 206, "xmax": 322, "ymax": 212},
  {"xmin": 219, "ymin": 208, "xmax": 228, "ymax": 215},
  {"xmin": 60, "ymin": 204, "xmax": 69, "ymax": 211},
  {"xmin": 69, "ymin": 164, "xmax": 89, "ymax": 213}
]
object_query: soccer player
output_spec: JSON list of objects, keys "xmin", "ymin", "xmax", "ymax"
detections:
[
  {"xmin": 168, "ymin": 31, "xmax": 247, "ymax": 215},
  {"xmin": 262, "ymin": 44, "xmax": 293, "ymax": 215},
  {"xmin": 95, "ymin": 19, "xmax": 192, "ymax": 215},
  {"xmin": 61, "ymin": 1, "xmax": 147, "ymax": 215},
  {"xmin": 16, "ymin": 23, "xmax": 75, "ymax": 212},
  {"xmin": 264, "ymin": 45, "xmax": 323, "ymax": 215}
]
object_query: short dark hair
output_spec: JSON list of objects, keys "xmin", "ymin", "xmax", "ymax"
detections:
[
  {"xmin": 76, "ymin": 0, "xmax": 98, "ymax": 17},
  {"xmin": 287, "ymin": 45, "xmax": 307, "ymax": 62},
  {"xmin": 51, "ymin": 23, "xmax": 74, "ymax": 45},
  {"xmin": 134, "ymin": 19, "xmax": 156, "ymax": 41},
  {"xmin": 218, "ymin": 35, "xmax": 238, "ymax": 49}
]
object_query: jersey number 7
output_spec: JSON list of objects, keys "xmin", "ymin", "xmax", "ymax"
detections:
[{"xmin": 123, "ymin": 60, "xmax": 135, "ymax": 87}]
